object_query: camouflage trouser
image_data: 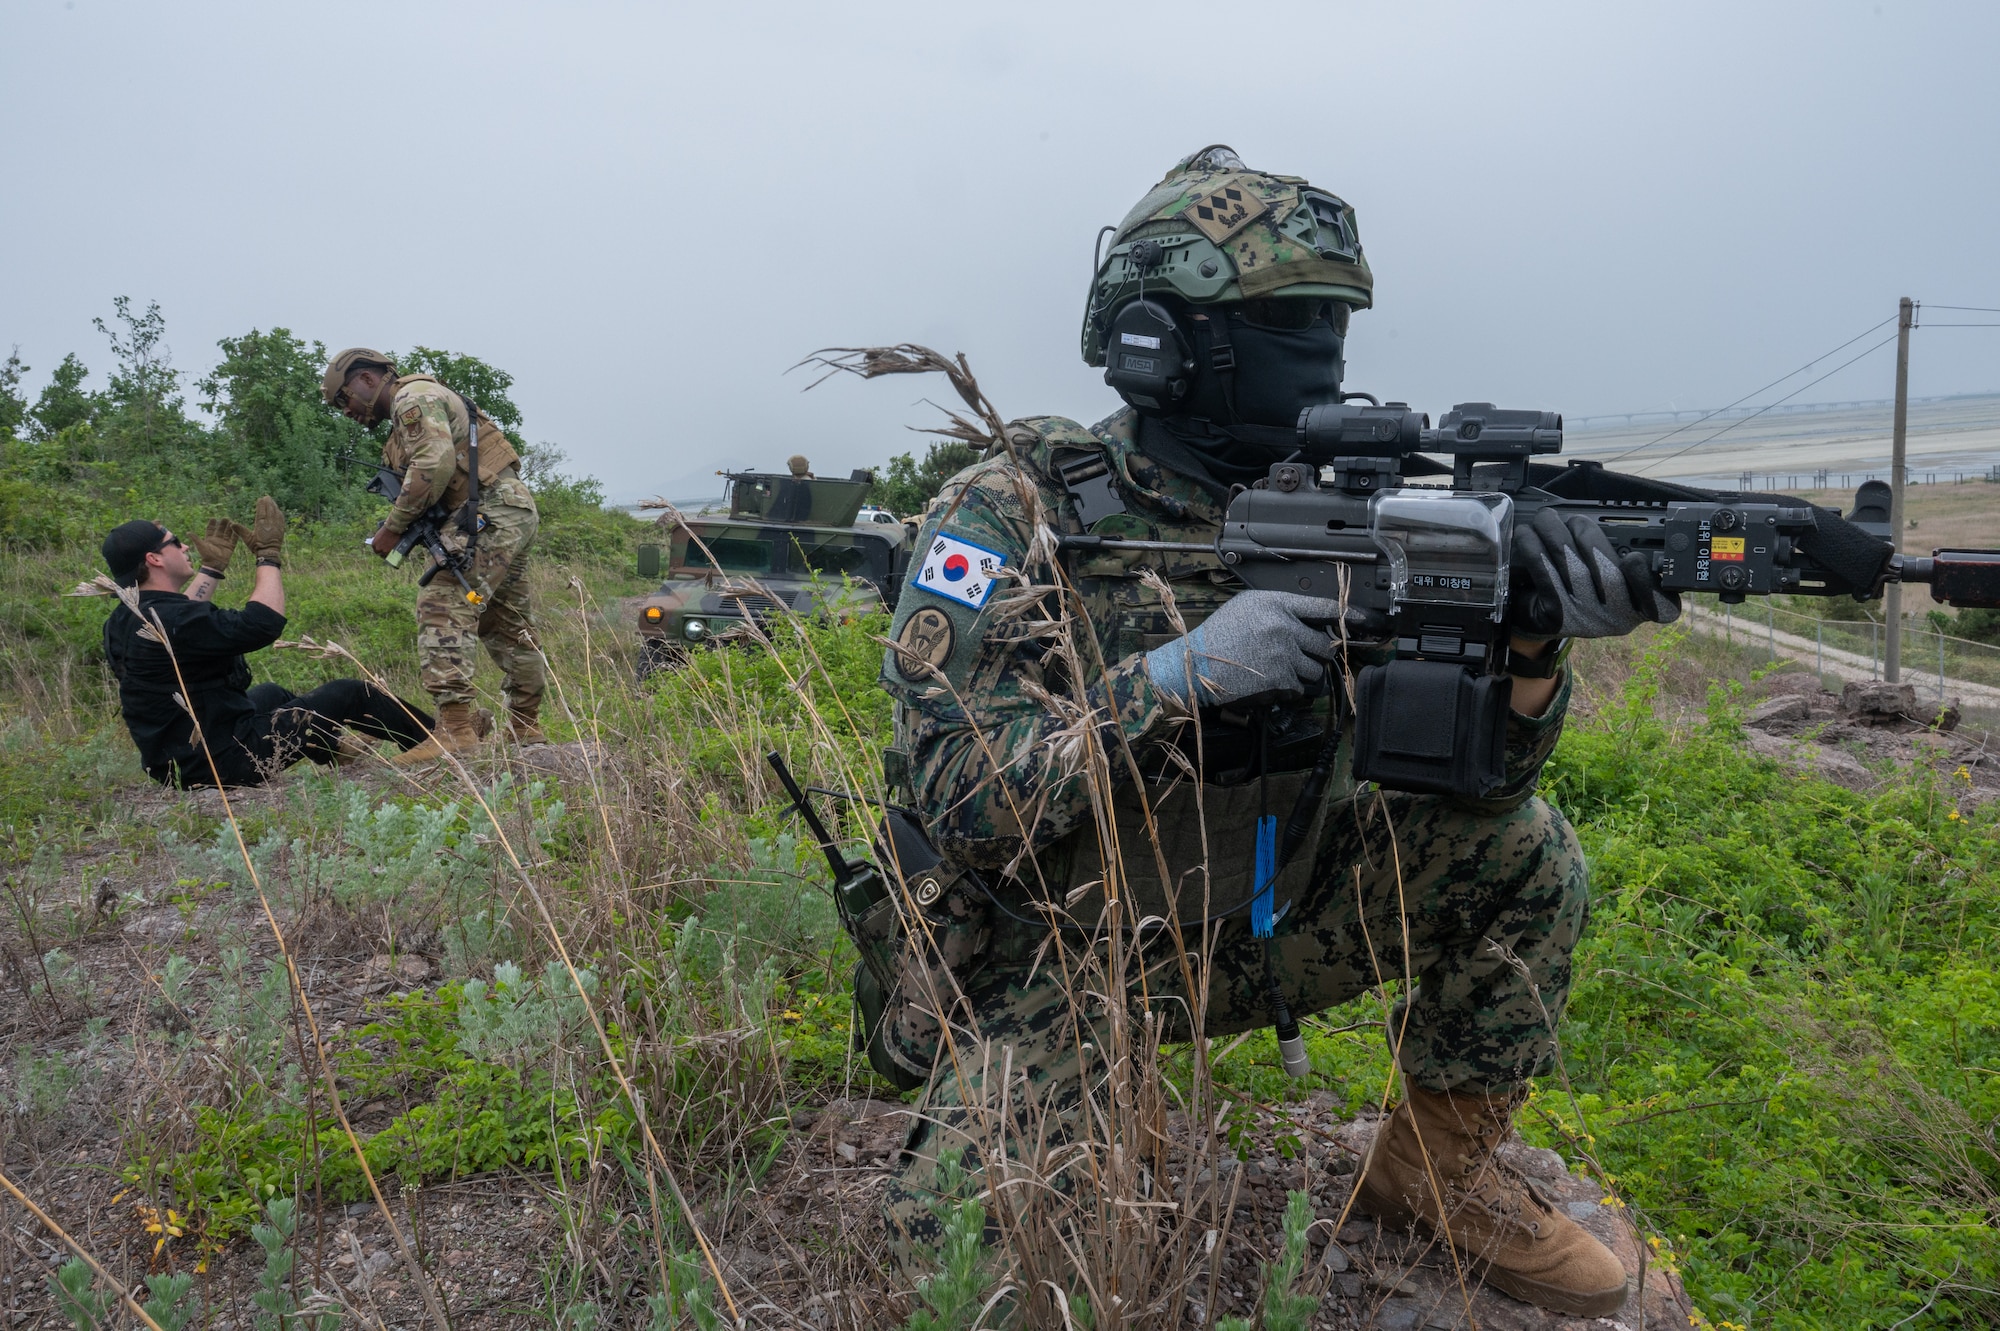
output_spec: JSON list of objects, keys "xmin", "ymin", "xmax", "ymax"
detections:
[
  {"xmin": 416, "ymin": 473, "xmax": 545, "ymax": 712},
  {"xmin": 882, "ymin": 789, "xmax": 1589, "ymax": 1255}
]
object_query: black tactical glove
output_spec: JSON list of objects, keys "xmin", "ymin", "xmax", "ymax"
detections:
[
  {"xmin": 1511, "ymin": 508, "xmax": 1679, "ymax": 639},
  {"xmin": 1143, "ymin": 590, "xmax": 1346, "ymax": 708}
]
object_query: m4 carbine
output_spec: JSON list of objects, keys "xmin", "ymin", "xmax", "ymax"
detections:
[
  {"xmin": 1062, "ymin": 401, "xmax": 2000, "ymax": 800},
  {"xmin": 364, "ymin": 466, "xmax": 485, "ymax": 606}
]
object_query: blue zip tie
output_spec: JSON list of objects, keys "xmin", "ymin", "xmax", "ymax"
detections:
[{"xmin": 1251, "ymin": 813, "xmax": 1277, "ymax": 938}]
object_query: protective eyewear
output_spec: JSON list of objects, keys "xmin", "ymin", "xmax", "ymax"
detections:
[{"xmin": 1236, "ymin": 298, "xmax": 1336, "ymax": 332}]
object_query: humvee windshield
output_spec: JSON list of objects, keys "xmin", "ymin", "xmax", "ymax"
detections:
[
  {"xmin": 791, "ymin": 535, "xmax": 890, "ymax": 581},
  {"xmin": 673, "ymin": 526, "xmax": 891, "ymax": 584},
  {"xmin": 703, "ymin": 536, "xmax": 775, "ymax": 574}
]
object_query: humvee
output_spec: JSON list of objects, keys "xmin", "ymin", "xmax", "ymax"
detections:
[{"xmin": 631, "ymin": 461, "xmax": 914, "ymax": 678}]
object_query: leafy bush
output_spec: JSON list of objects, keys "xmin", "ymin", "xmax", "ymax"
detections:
[{"xmin": 1532, "ymin": 631, "xmax": 2000, "ymax": 1327}]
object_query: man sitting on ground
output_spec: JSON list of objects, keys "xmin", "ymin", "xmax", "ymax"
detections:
[{"xmin": 101, "ymin": 498, "xmax": 437, "ymax": 788}]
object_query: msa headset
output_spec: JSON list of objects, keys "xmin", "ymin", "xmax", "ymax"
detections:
[{"xmin": 1101, "ymin": 298, "xmax": 1194, "ymax": 412}]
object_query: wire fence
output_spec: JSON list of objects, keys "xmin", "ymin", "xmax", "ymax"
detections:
[{"xmin": 1684, "ymin": 596, "xmax": 2000, "ymax": 700}]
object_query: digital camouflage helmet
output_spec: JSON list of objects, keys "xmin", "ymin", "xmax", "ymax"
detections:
[
  {"xmin": 1081, "ymin": 145, "xmax": 1373, "ymax": 365},
  {"xmin": 1082, "ymin": 146, "xmax": 1375, "ymax": 433}
]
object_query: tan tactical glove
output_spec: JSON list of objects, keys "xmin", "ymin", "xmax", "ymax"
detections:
[
  {"xmin": 189, "ymin": 518, "xmax": 241, "ymax": 578},
  {"xmin": 249, "ymin": 495, "xmax": 286, "ymax": 567}
]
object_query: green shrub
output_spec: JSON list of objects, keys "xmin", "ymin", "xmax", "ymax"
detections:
[{"xmin": 1532, "ymin": 630, "xmax": 2000, "ymax": 1327}]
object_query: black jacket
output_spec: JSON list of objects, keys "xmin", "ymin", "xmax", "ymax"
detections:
[{"xmin": 103, "ymin": 590, "xmax": 287, "ymax": 782}]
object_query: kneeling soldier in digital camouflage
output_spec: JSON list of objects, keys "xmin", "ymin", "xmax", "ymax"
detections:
[
  {"xmin": 870, "ymin": 147, "xmax": 1677, "ymax": 1317},
  {"xmin": 323, "ymin": 348, "xmax": 546, "ymax": 764}
]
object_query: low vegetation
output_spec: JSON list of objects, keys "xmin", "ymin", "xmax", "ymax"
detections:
[{"xmin": 2, "ymin": 304, "xmax": 1997, "ymax": 1328}]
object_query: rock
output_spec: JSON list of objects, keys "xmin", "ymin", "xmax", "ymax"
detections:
[
  {"xmin": 1753, "ymin": 670, "xmax": 1828, "ymax": 698},
  {"xmin": 815, "ymin": 1096, "xmax": 911, "ymax": 1165},
  {"xmin": 1366, "ymin": 1270, "xmax": 1422, "ymax": 1296},
  {"xmin": 1840, "ymin": 680, "xmax": 1918, "ymax": 725},
  {"xmin": 1321, "ymin": 1241, "xmax": 1351, "ymax": 1273},
  {"xmin": 1494, "ymin": 1139, "xmax": 1568, "ymax": 1182},
  {"xmin": 359, "ymin": 953, "xmax": 431, "ymax": 992},
  {"xmin": 1927, "ymin": 699, "xmax": 1963, "ymax": 733},
  {"xmin": 1373, "ymin": 1300, "xmax": 1425, "ymax": 1330},
  {"xmin": 1744, "ymin": 729, "xmax": 1876, "ymax": 790},
  {"xmin": 1747, "ymin": 694, "xmax": 1812, "ymax": 728}
]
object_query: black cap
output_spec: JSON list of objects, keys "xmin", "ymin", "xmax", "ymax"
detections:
[{"xmin": 103, "ymin": 519, "xmax": 171, "ymax": 585}]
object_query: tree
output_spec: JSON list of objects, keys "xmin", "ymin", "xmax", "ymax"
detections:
[
  {"xmin": 93, "ymin": 296, "xmax": 182, "ymax": 448},
  {"xmin": 199, "ymin": 327, "xmax": 376, "ymax": 517},
  {"xmin": 868, "ymin": 439, "xmax": 981, "ymax": 519},
  {"xmin": 1948, "ymin": 607, "xmax": 2000, "ymax": 645},
  {"xmin": 388, "ymin": 346, "xmax": 609, "ymax": 522},
  {"xmin": 0, "ymin": 347, "xmax": 26, "ymax": 438},
  {"xmin": 28, "ymin": 352, "xmax": 94, "ymax": 440},
  {"xmin": 396, "ymin": 346, "xmax": 524, "ymax": 438}
]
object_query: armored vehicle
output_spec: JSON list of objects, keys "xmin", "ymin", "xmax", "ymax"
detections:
[{"xmin": 631, "ymin": 460, "xmax": 913, "ymax": 678}]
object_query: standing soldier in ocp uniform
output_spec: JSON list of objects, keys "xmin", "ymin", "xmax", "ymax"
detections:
[
  {"xmin": 323, "ymin": 348, "xmax": 547, "ymax": 763},
  {"xmin": 868, "ymin": 147, "xmax": 1678, "ymax": 1317}
]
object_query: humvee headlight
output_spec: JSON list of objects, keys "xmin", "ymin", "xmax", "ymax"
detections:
[
  {"xmin": 683, "ymin": 618, "xmax": 708, "ymax": 641},
  {"xmin": 643, "ymin": 606, "xmax": 664, "ymax": 624}
]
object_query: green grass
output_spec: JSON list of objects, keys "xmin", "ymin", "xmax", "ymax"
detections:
[{"xmin": 8, "ymin": 468, "xmax": 1998, "ymax": 1325}]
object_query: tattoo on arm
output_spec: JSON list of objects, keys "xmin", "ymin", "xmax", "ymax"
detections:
[{"xmin": 187, "ymin": 571, "xmax": 221, "ymax": 603}]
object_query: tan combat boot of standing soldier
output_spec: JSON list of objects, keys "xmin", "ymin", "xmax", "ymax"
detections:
[
  {"xmin": 1355, "ymin": 1085, "xmax": 1629, "ymax": 1316},
  {"xmin": 506, "ymin": 699, "xmax": 545, "ymax": 746},
  {"xmin": 389, "ymin": 701, "xmax": 487, "ymax": 767}
]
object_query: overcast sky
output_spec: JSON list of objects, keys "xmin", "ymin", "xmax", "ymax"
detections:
[{"xmin": 3, "ymin": 1, "xmax": 1996, "ymax": 501}]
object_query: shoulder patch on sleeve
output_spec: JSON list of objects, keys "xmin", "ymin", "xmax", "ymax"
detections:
[
  {"xmin": 890, "ymin": 606, "xmax": 956, "ymax": 682},
  {"xmin": 398, "ymin": 404, "xmax": 423, "ymax": 429}
]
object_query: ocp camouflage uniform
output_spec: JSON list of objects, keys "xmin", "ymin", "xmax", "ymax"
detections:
[
  {"xmin": 380, "ymin": 375, "xmax": 545, "ymax": 713},
  {"xmin": 874, "ymin": 406, "xmax": 1586, "ymax": 1252}
]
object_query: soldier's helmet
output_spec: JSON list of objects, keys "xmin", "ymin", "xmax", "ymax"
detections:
[
  {"xmin": 320, "ymin": 348, "xmax": 397, "ymax": 406},
  {"xmin": 1081, "ymin": 146, "xmax": 1375, "ymax": 428}
]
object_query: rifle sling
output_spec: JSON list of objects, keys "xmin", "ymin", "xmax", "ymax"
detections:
[{"xmin": 456, "ymin": 391, "xmax": 481, "ymax": 562}]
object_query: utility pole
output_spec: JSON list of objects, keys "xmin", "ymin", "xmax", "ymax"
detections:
[{"xmin": 1884, "ymin": 296, "xmax": 1914, "ymax": 682}]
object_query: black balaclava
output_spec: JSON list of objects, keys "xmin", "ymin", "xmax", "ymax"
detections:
[{"xmin": 1132, "ymin": 304, "xmax": 1346, "ymax": 502}]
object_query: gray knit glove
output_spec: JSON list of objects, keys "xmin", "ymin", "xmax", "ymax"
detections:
[
  {"xmin": 1511, "ymin": 508, "xmax": 1679, "ymax": 639},
  {"xmin": 1143, "ymin": 591, "xmax": 1344, "ymax": 708}
]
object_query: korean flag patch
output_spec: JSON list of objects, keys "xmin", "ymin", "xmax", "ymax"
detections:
[{"xmin": 915, "ymin": 532, "xmax": 1007, "ymax": 610}]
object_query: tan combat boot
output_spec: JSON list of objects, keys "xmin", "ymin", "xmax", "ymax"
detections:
[
  {"xmin": 1354, "ymin": 1084, "xmax": 1629, "ymax": 1316},
  {"xmin": 390, "ymin": 702, "xmax": 487, "ymax": 767},
  {"xmin": 332, "ymin": 731, "xmax": 376, "ymax": 766},
  {"xmin": 507, "ymin": 699, "xmax": 546, "ymax": 746}
]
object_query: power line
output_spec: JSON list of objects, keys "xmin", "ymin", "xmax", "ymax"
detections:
[
  {"xmin": 1598, "ymin": 315, "xmax": 1897, "ymax": 466},
  {"xmin": 1630, "ymin": 331, "xmax": 1902, "ymax": 476},
  {"xmin": 1927, "ymin": 304, "xmax": 2000, "ymax": 314},
  {"xmin": 1921, "ymin": 322, "xmax": 2000, "ymax": 328}
]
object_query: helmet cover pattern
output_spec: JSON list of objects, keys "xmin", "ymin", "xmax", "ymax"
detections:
[{"xmin": 1081, "ymin": 145, "xmax": 1374, "ymax": 366}]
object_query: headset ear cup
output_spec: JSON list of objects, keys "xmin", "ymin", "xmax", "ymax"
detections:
[{"xmin": 1103, "ymin": 298, "xmax": 1192, "ymax": 412}]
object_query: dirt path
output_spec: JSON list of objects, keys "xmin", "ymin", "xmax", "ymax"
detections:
[{"xmin": 1682, "ymin": 600, "xmax": 2000, "ymax": 709}]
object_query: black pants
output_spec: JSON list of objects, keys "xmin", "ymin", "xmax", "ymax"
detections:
[{"xmin": 173, "ymin": 680, "xmax": 435, "ymax": 788}]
